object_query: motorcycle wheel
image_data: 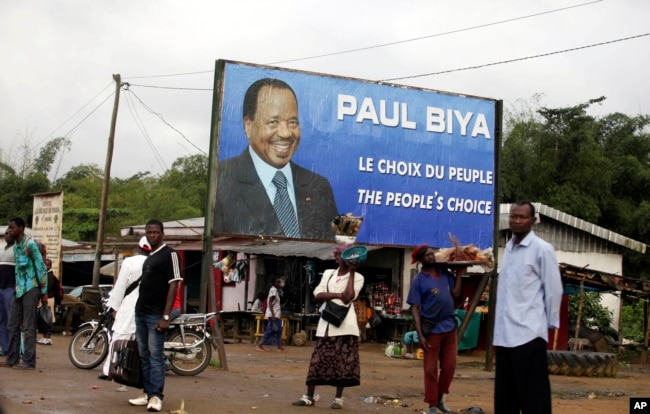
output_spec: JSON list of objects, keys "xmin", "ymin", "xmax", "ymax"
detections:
[
  {"xmin": 68, "ymin": 325, "xmax": 109, "ymax": 369},
  {"xmin": 167, "ymin": 330, "xmax": 212, "ymax": 376}
]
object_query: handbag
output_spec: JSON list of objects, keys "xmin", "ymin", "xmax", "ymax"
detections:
[
  {"xmin": 109, "ymin": 339, "xmax": 143, "ymax": 388},
  {"xmin": 321, "ymin": 301, "xmax": 350, "ymax": 327},
  {"xmin": 320, "ymin": 270, "xmax": 351, "ymax": 327}
]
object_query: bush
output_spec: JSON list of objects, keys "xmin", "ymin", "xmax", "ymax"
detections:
[
  {"xmin": 568, "ymin": 292, "xmax": 615, "ymax": 337},
  {"xmin": 621, "ymin": 298, "xmax": 646, "ymax": 342}
]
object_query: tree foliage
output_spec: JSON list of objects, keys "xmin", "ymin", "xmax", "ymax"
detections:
[
  {"xmin": 501, "ymin": 97, "xmax": 650, "ymax": 279},
  {"xmin": 567, "ymin": 292, "xmax": 614, "ymax": 336},
  {"xmin": 621, "ymin": 297, "xmax": 647, "ymax": 342},
  {"xmin": 34, "ymin": 137, "xmax": 72, "ymax": 177},
  {"xmin": 30, "ymin": 154, "xmax": 205, "ymax": 240}
]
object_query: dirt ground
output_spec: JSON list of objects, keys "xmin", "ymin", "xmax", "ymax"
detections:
[{"xmin": 0, "ymin": 334, "xmax": 648, "ymax": 414}]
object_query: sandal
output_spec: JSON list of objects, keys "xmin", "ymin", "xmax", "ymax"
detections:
[
  {"xmin": 292, "ymin": 395, "xmax": 315, "ymax": 406},
  {"xmin": 331, "ymin": 397, "xmax": 343, "ymax": 409}
]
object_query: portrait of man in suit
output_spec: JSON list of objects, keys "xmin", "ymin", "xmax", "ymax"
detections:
[{"xmin": 214, "ymin": 78, "xmax": 338, "ymax": 240}]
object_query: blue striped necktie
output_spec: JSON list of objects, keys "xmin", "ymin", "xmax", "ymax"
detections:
[{"xmin": 272, "ymin": 171, "xmax": 300, "ymax": 237}]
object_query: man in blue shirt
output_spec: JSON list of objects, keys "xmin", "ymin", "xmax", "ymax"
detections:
[
  {"xmin": 493, "ymin": 201, "xmax": 563, "ymax": 414},
  {"xmin": 407, "ymin": 244, "xmax": 464, "ymax": 414},
  {"xmin": 0, "ymin": 217, "xmax": 47, "ymax": 369}
]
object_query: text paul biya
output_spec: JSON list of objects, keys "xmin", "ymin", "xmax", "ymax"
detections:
[{"xmin": 338, "ymin": 94, "xmax": 492, "ymax": 138}]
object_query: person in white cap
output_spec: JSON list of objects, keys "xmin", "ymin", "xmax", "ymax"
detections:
[{"xmin": 98, "ymin": 236, "xmax": 151, "ymax": 380}]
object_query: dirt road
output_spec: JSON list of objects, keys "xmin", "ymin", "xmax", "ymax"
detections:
[{"xmin": 0, "ymin": 334, "xmax": 647, "ymax": 414}]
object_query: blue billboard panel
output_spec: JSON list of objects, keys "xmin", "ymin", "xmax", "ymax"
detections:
[{"xmin": 212, "ymin": 61, "xmax": 497, "ymax": 249}]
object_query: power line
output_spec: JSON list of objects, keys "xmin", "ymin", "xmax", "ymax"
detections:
[
  {"xmin": 126, "ymin": 83, "xmax": 212, "ymax": 91},
  {"xmin": 34, "ymin": 82, "xmax": 114, "ymax": 150},
  {"xmin": 123, "ymin": 90, "xmax": 169, "ymax": 172},
  {"xmin": 126, "ymin": 71, "xmax": 211, "ymax": 80},
  {"xmin": 122, "ymin": 0, "xmax": 602, "ymax": 80},
  {"xmin": 269, "ymin": 0, "xmax": 604, "ymax": 65},
  {"xmin": 63, "ymin": 91, "xmax": 116, "ymax": 137},
  {"xmin": 381, "ymin": 33, "xmax": 650, "ymax": 82},
  {"xmin": 122, "ymin": 32, "xmax": 650, "ymax": 92},
  {"xmin": 124, "ymin": 87, "xmax": 206, "ymax": 155},
  {"xmin": 18, "ymin": 89, "xmax": 116, "ymax": 176}
]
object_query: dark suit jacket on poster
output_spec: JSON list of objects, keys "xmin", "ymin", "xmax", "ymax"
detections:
[{"xmin": 214, "ymin": 150, "xmax": 338, "ymax": 240}]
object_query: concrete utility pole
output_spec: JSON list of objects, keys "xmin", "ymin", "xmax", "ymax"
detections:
[{"xmin": 92, "ymin": 74, "xmax": 121, "ymax": 287}]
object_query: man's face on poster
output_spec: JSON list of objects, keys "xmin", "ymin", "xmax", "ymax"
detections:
[{"xmin": 244, "ymin": 85, "xmax": 301, "ymax": 169}]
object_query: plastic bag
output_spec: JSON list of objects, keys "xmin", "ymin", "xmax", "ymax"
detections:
[
  {"xmin": 37, "ymin": 305, "xmax": 53, "ymax": 333},
  {"xmin": 369, "ymin": 309, "xmax": 382, "ymax": 328}
]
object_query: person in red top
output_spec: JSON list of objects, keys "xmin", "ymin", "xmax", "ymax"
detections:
[{"xmin": 170, "ymin": 284, "xmax": 183, "ymax": 320}]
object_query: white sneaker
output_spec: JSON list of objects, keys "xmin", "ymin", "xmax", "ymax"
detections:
[
  {"xmin": 129, "ymin": 394, "xmax": 149, "ymax": 406},
  {"xmin": 147, "ymin": 396, "xmax": 162, "ymax": 412}
]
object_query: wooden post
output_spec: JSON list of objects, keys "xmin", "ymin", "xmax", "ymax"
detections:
[
  {"xmin": 200, "ymin": 63, "xmax": 228, "ymax": 369},
  {"xmin": 92, "ymin": 74, "xmax": 121, "ymax": 287},
  {"xmin": 642, "ymin": 299, "xmax": 649, "ymax": 364},
  {"xmin": 457, "ymin": 271, "xmax": 489, "ymax": 341},
  {"xmin": 617, "ymin": 293, "xmax": 625, "ymax": 356},
  {"xmin": 572, "ymin": 277, "xmax": 585, "ymax": 351},
  {"xmin": 485, "ymin": 271, "xmax": 497, "ymax": 371},
  {"xmin": 208, "ymin": 261, "xmax": 228, "ymax": 370}
]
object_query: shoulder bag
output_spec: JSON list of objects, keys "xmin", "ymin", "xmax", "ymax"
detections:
[
  {"xmin": 320, "ymin": 270, "xmax": 351, "ymax": 327},
  {"xmin": 109, "ymin": 337, "xmax": 143, "ymax": 388}
]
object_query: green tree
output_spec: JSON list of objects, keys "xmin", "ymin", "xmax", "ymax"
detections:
[
  {"xmin": 501, "ymin": 97, "xmax": 650, "ymax": 280},
  {"xmin": 0, "ymin": 164, "xmax": 50, "ymax": 224},
  {"xmin": 621, "ymin": 298, "xmax": 646, "ymax": 342},
  {"xmin": 157, "ymin": 154, "xmax": 208, "ymax": 216},
  {"xmin": 568, "ymin": 292, "xmax": 614, "ymax": 336},
  {"xmin": 50, "ymin": 156, "xmax": 208, "ymax": 241},
  {"xmin": 34, "ymin": 137, "xmax": 72, "ymax": 178}
]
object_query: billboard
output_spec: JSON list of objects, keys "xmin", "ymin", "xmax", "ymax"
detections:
[
  {"xmin": 211, "ymin": 60, "xmax": 499, "ymax": 249},
  {"xmin": 32, "ymin": 191, "xmax": 63, "ymax": 280}
]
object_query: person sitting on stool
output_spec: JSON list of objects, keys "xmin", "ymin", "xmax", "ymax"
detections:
[{"xmin": 404, "ymin": 329, "xmax": 419, "ymax": 359}]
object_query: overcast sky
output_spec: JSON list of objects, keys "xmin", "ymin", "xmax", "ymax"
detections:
[{"xmin": 1, "ymin": 0, "xmax": 648, "ymax": 180}]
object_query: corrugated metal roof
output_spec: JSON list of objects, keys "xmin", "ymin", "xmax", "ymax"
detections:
[
  {"xmin": 0, "ymin": 226, "xmax": 79, "ymax": 248},
  {"xmin": 121, "ymin": 202, "xmax": 648, "ymax": 257},
  {"xmin": 500, "ymin": 203, "xmax": 647, "ymax": 254},
  {"xmin": 560, "ymin": 262, "xmax": 650, "ymax": 297},
  {"xmin": 175, "ymin": 238, "xmax": 382, "ymax": 260}
]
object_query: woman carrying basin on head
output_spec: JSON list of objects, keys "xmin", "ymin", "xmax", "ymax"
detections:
[{"xmin": 291, "ymin": 244, "xmax": 365, "ymax": 410}]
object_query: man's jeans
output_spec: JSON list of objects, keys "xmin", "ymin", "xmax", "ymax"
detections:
[
  {"xmin": 0, "ymin": 287, "xmax": 15, "ymax": 353},
  {"xmin": 135, "ymin": 311, "xmax": 165, "ymax": 400},
  {"xmin": 6, "ymin": 287, "xmax": 39, "ymax": 367}
]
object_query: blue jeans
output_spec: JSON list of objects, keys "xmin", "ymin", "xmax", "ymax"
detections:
[
  {"xmin": 0, "ymin": 287, "xmax": 15, "ymax": 353},
  {"xmin": 259, "ymin": 318, "xmax": 283, "ymax": 347},
  {"xmin": 135, "ymin": 312, "xmax": 165, "ymax": 400},
  {"xmin": 6, "ymin": 287, "xmax": 39, "ymax": 367}
]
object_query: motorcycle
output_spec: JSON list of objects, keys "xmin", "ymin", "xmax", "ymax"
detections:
[{"xmin": 68, "ymin": 300, "xmax": 217, "ymax": 376}]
